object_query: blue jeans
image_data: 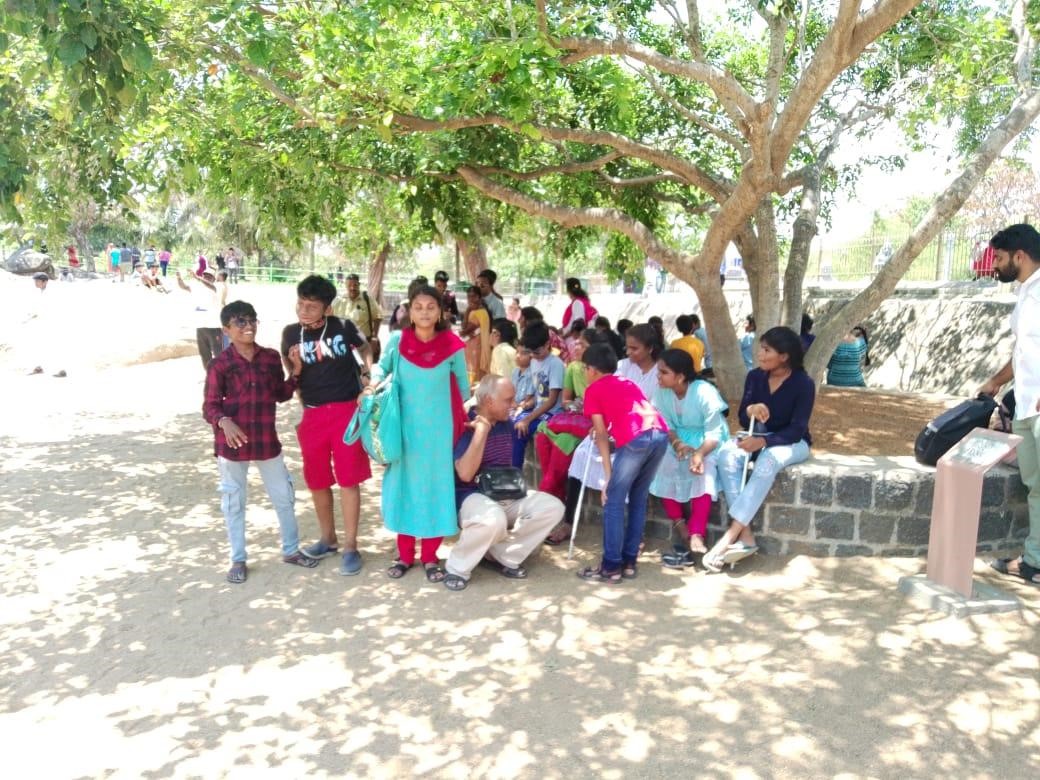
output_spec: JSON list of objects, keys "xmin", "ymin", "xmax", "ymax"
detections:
[
  {"xmin": 512, "ymin": 410, "xmax": 549, "ymax": 467},
  {"xmin": 601, "ymin": 429, "xmax": 668, "ymax": 569},
  {"xmin": 218, "ymin": 454, "xmax": 300, "ymax": 563},
  {"xmin": 717, "ymin": 439, "xmax": 810, "ymax": 526}
]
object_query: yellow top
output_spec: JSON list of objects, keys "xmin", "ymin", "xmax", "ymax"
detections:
[{"xmin": 670, "ymin": 335, "xmax": 705, "ymax": 373}]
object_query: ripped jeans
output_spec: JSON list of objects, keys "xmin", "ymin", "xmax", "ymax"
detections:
[
  {"xmin": 717, "ymin": 439, "xmax": 810, "ymax": 527},
  {"xmin": 218, "ymin": 454, "xmax": 300, "ymax": 563}
]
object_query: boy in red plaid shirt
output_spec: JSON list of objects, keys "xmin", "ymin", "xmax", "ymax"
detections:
[{"xmin": 203, "ymin": 300, "xmax": 318, "ymax": 583}]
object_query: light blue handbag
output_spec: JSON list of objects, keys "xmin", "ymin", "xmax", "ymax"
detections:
[{"xmin": 345, "ymin": 346, "xmax": 402, "ymax": 465}]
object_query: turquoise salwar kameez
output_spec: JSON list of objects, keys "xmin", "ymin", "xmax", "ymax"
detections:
[{"xmin": 372, "ymin": 330, "xmax": 470, "ymax": 538}]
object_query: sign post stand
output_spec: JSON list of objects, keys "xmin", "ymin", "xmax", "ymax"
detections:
[{"xmin": 899, "ymin": 428, "xmax": 1023, "ymax": 618}]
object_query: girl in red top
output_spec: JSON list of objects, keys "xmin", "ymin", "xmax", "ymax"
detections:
[
  {"xmin": 562, "ymin": 277, "xmax": 596, "ymax": 335},
  {"xmin": 577, "ymin": 342, "xmax": 668, "ymax": 583}
]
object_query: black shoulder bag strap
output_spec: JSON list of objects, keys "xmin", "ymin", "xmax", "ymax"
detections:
[{"xmin": 362, "ymin": 291, "xmax": 376, "ymax": 337}]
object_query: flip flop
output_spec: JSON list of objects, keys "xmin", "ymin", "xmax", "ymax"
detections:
[
  {"xmin": 720, "ymin": 545, "xmax": 758, "ymax": 569},
  {"xmin": 990, "ymin": 557, "xmax": 1040, "ymax": 585},
  {"xmin": 702, "ymin": 551, "xmax": 724, "ymax": 574},
  {"xmin": 423, "ymin": 562, "xmax": 447, "ymax": 583},
  {"xmin": 386, "ymin": 560, "xmax": 413, "ymax": 579},
  {"xmin": 226, "ymin": 562, "xmax": 247, "ymax": 584},
  {"xmin": 443, "ymin": 573, "xmax": 468, "ymax": 591},
  {"xmin": 577, "ymin": 565, "xmax": 622, "ymax": 584}
]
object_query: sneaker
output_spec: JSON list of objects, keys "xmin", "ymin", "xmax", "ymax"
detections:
[
  {"xmin": 300, "ymin": 540, "xmax": 339, "ymax": 560},
  {"xmin": 283, "ymin": 551, "xmax": 319, "ymax": 569},
  {"xmin": 661, "ymin": 548, "xmax": 695, "ymax": 569},
  {"xmin": 339, "ymin": 550, "xmax": 363, "ymax": 576}
]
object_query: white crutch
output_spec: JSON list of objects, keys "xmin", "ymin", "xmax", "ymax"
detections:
[
  {"xmin": 568, "ymin": 433, "xmax": 596, "ymax": 560},
  {"xmin": 739, "ymin": 418, "xmax": 756, "ymax": 491}
]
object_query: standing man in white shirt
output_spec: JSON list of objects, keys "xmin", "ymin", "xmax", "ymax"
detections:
[{"xmin": 981, "ymin": 223, "xmax": 1040, "ymax": 585}]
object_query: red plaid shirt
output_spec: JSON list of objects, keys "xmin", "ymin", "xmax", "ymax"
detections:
[{"xmin": 203, "ymin": 344, "xmax": 298, "ymax": 461}]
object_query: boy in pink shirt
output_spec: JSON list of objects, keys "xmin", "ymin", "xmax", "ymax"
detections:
[{"xmin": 578, "ymin": 343, "xmax": 668, "ymax": 583}]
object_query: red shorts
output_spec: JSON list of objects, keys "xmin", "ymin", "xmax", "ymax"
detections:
[{"xmin": 296, "ymin": 401, "xmax": 372, "ymax": 490}]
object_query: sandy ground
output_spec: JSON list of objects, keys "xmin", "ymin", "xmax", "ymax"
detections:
[{"xmin": 1, "ymin": 275, "xmax": 1039, "ymax": 778}]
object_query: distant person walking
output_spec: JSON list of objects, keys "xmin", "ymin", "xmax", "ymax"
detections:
[
  {"xmin": 226, "ymin": 248, "xmax": 240, "ymax": 284},
  {"xmin": 562, "ymin": 277, "xmax": 597, "ymax": 335},
  {"xmin": 119, "ymin": 244, "xmax": 131, "ymax": 282},
  {"xmin": 158, "ymin": 247, "xmax": 171, "ymax": 277},
  {"xmin": 177, "ymin": 269, "xmax": 227, "ymax": 369}
]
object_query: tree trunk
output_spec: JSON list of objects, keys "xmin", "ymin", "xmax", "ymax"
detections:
[
  {"xmin": 456, "ymin": 236, "xmax": 487, "ymax": 281},
  {"xmin": 750, "ymin": 201, "xmax": 782, "ymax": 332},
  {"xmin": 71, "ymin": 226, "xmax": 93, "ymax": 272},
  {"xmin": 368, "ymin": 241, "xmax": 390, "ymax": 303},
  {"xmin": 693, "ymin": 269, "xmax": 745, "ymax": 407},
  {"xmin": 783, "ymin": 166, "xmax": 821, "ymax": 329}
]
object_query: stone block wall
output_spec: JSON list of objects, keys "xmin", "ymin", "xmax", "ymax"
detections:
[{"xmin": 526, "ymin": 454, "xmax": 1029, "ymax": 558}]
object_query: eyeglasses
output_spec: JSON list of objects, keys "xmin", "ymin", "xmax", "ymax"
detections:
[{"xmin": 229, "ymin": 316, "xmax": 258, "ymax": 328}]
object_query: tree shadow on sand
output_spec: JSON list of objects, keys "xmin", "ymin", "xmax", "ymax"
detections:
[{"xmin": 1, "ymin": 409, "xmax": 1038, "ymax": 777}]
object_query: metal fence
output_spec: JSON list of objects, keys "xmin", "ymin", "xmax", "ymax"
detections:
[
  {"xmin": 68, "ymin": 228, "xmax": 996, "ymax": 290},
  {"xmin": 811, "ymin": 230, "xmax": 995, "ymax": 283}
]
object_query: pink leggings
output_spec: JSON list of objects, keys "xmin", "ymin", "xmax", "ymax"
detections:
[
  {"xmin": 660, "ymin": 495, "xmax": 711, "ymax": 536},
  {"xmin": 397, "ymin": 534, "xmax": 443, "ymax": 565}
]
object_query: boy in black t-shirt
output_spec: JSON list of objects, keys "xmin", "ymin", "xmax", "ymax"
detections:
[{"xmin": 281, "ymin": 275, "xmax": 373, "ymax": 576}]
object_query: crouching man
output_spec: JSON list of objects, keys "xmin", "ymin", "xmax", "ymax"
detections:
[{"xmin": 444, "ymin": 375, "xmax": 564, "ymax": 591}]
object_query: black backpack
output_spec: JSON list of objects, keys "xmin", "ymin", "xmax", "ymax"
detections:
[{"xmin": 914, "ymin": 394, "xmax": 997, "ymax": 466}]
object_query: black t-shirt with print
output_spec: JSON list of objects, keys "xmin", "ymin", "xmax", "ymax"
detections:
[{"xmin": 281, "ymin": 317, "xmax": 365, "ymax": 406}]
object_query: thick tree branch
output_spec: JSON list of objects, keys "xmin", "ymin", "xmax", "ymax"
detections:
[
  {"xmin": 390, "ymin": 111, "xmax": 723, "ymax": 197},
  {"xmin": 763, "ymin": 14, "xmax": 789, "ymax": 114},
  {"xmin": 553, "ymin": 35, "xmax": 759, "ymax": 127},
  {"xmin": 772, "ymin": 0, "xmax": 919, "ymax": 171},
  {"xmin": 598, "ymin": 171, "xmax": 692, "ymax": 188},
  {"xmin": 469, "ymin": 152, "xmax": 622, "ymax": 181},
  {"xmin": 642, "ymin": 69, "xmax": 744, "ymax": 153},
  {"xmin": 683, "ymin": 0, "xmax": 705, "ymax": 60},
  {"xmin": 457, "ymin": 165, "xmax": 690, "ymax": 269},
  {"xmin": 1012, "ymin": 0, "xmax": 1036, "ymax": 90}
]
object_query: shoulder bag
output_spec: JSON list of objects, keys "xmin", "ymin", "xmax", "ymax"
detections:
[
  {"xmin": 477, "ymin": 466, "xmax": 527, "ymax": 501},
  {"xmin": 345, "ymin": 344, "xmax": 402, "ymax": 464}
]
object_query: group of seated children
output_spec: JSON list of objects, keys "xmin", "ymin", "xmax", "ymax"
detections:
[{"xmin": 509, "ymin": 309, "xmax": 816, "ymax": 577}]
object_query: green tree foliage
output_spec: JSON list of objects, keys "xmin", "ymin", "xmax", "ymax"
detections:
[{"xmin": 4, "ymin": 1, "xmax": 1040, "ymax": 398}]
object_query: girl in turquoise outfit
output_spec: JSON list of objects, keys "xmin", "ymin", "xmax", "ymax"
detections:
[
  {"xmin": 369, "ymin": 286, "xmax": 470, "ymax": 582},
  {"xmin": 650, "ymin": 349, "xmax": 729, "ymax": 568}
]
